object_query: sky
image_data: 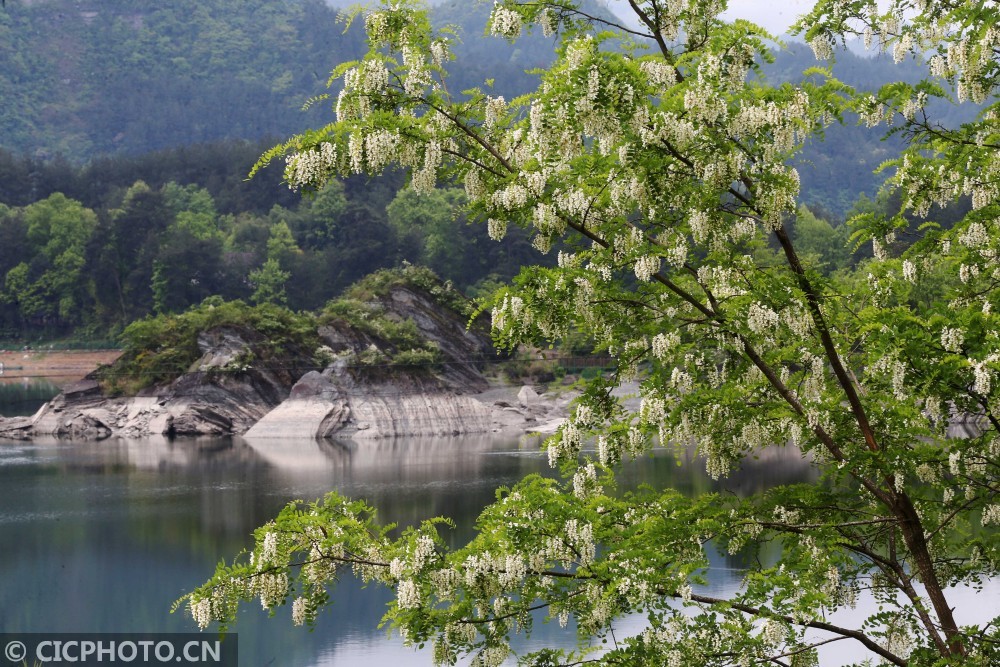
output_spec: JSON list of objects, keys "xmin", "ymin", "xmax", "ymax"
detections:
[{"xmin": 719, "ymin": 0, "xmax": 815, "ymax": 35}]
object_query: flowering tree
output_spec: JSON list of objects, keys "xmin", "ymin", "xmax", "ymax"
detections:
[{"xmin": 182, "ymin": 2, "xmax": 1000, "ymax": 665}]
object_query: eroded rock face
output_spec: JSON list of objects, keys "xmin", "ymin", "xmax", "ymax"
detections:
[
  {"xmin": 383, "ymin": 287, "xmax": 493, "ymax": 393},
  {"xmin": 1, "ymin": 328, "xmax": 300, "ymax": 441},
  {"xmin": 342, "ymin": 390, "xmax": 493, "ymax": 438},
  {"xmin": 242, "ymin": 285, "xmax": 506, "ymax": 440},
  {"xmin": 244, "ymin": 372, "xmax": 351, "ymax": 440},
  {"xmin": 0, "ymin": 284, "xmax": 564, "ymax": 442}
]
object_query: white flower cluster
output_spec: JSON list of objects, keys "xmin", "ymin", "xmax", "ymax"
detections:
[
  {"xmin": 397, "ymin": 579, "xmax": 421, "ymax": 609},
  {"xmin": 703, "ymin": 440, "xmax": 734, "ymax": 480},
  {"xmin": 429, "ymin": 39, "xmax": 449, "ymax": 68},
  {"xmin": 461, "ymin": 552, "xmax": 528, "ymax": 598},
  {"xmin": 484, "ymin": 95, "xmax": 506, "ymax": 130},
  {"xmin": 336, "ymin": 58, "xmax": 389, "ymax": 122},
  {"xmin": 773, "ymin": 505, "xmax": 801, "ymax": 525},
  {"xmin": 492, "ymin": 182, "xmax": 528, "ymax": 211},
  {"xmin": 683, "ymin": 83, "xmax": 728, "ymax": 125},
  {"xmin": 809, "ymin": 34, "xmax": 834, "ymax": 61},
  {"xmin": 651, "ymin": 331, "xmax": 680, "ymax": 360},
  {"xmin": 891, "ymin": 359, "xmax": 907, "ymax": 400},
  {"xmin": 900, "ymin": 90, "xmax": 927, "ymax": 122},
  {"xmin": 190, "ymin": 597, "xmax": 213, "ymax": 629},
  {"xmin": 539, "ymin": 8, "xmax": 557, "ymax": 37},
  {"xmin": 412, "ymin": 534, "xmax": 436, "ymax": 572},
  {"xmin": 260, "ymin": 531, "xmax": 279, "ymax": 565},
  {"xmin": 639, "ymin": 393, "xmax": 666, "ymax": 428},
  {"xmin": 464, "ymin": 168, "xmax": 486, "ymax": 201},
  {"xmin": 796, "ymin": 354, "xmax": 825, "ymax": 402},
  {"xmin": 490, "ymin": 5, "xmax": 521, "ymax": 39},
  {"xmin": 401, "ymin": 45, "xmax": 433, "ymax": 96},
  {"xmin": 566, "ymin": 35, "xmax": 595, "ymax": 71},
  {"xmin": 533, "ymin": 201, "xmax": 564, "ymax": 234},
  {"xmin": 471, "ymin": 645, "xmax": 510, "ymax": 667},
  {"xmin": 885, "ymin": 625, "xmax": 914, "ymax": 659},
  {"xmin": 411, "ymin": 140, "xmax": 442, "ymax": 194},
  {"xmin": 892, "ymin": 32, "xmax": 914, "ymax": 64},
  {"xmin": 949, "ymin": 450, "xmax": 962, "ymax": 476},
  {"xmin": 257, "ymin": 572, "xmax": 289, "ymax": 611},
  {"xmin": 634, "ymin": 255, "xmax": 660, "ymax": 282},
  {"xmin": 291, "ymin": 596, "xmax": 309, "ymax": 626},
  {"xmin": 959, "ymin": 263, "xmax": 980, "ymax": 284},
  {"xmin": 747, "ymin": 302, "xmax": 780, "ymax": 335},
  {"xmin": 959, "ymin": 221, "xmax": 991, "ymax": 249},
  {"xmin": 303, "ymin": 544, "xmax": 339, "ymax": 585},
  {"xmin": 572, "ymin": 463, "xmax": 600, "ymax": 499},
  {"xmin": 983, "ymin": 504, "xmax": 1000, "ymax": 526},
  {"xmin": 640, "ymin": 59, "xmax": 677, "ymax": 89},
  {"xmin": 347, "ymin": 59, "xmax": 389, "ymax": 96},
  {"xmin": 915, "ymin": 462, "xmax": 940, "ymax": 484},
  {"xmin": 365, "ymin": 129, "xmax": 401, "ymax": 173},
  {"xmin": 555, "ymin": 188, "xmax": 590, "ymax": 217},
  {"xmin": 487, "ymin": 218, "xmax": 507, "ymax": 241},
  {"xmin": 858, "ymin": 94, "xmax": 890, "ymax": 129},
  {"xmin": 365, "ymin": 11, "xmax": 391, "ymax": 42},
  {"xmin": 758, "ymin": 166, "xmax": 801, "ymax": 229},
  {"xmin": 491, "ymin": 294, "xmax": 531, "ymax": 347},
  {"xmin": 563, "ymin": 519, "xmax": 596, "ymax": 566},
  {"xmin": 971, "ymin": 356, "xmax": 996, "ymax": 395},
  {"xmin": 760, "ymin": 617, "xmax": 786, "ymax": 648},
  {"xmin": 660, "ymin": 234, "xmax": 687, "ymax": 268},
  {"xmin": 284, "ymin": 142, "xmax": 337, "ymax": 190},
  {"xmin": 941, "ymin": 327, "xmax": 964, "ymax": 353}
]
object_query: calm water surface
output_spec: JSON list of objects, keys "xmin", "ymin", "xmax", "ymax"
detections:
[
  {"xmin": 1, "ymin": 385, "xmax": 995, "ymax": 665},
  {"xmin": 0, "ymin": 432, "xmax": 815, "ymax": 665}
]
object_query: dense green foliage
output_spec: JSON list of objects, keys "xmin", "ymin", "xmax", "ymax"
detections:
[
  {"xmin": 2, "ymin": 0, "xmax": 982, "ymax": 343},
  {"xmin": 0, "ymin": 0, "xmax": 979, "ymax": 212},
  {"xmin": 96, "ymin": 264, "xmax": 479, "ymax": 393},
  {"xmin": 319, "ymin": 275, "xmax": 451, "ymax": 373},
  {"xmin": 0, "ymin": 141, "xmax": 543, "ymax": 341},
  {"xmin": 183, "ymin": 1, "xmax": 1000, "ymax": 665},
  {"xmin": 97, "ymin": 298, "xmax": 320, "ymax": 396},
  {"xmin": 335, "ymin": 264, "xmax": 478, "ymax": 320},
  {"xmin": 0, "ymin": 0, "xmax": 369, "ymax": 159}
]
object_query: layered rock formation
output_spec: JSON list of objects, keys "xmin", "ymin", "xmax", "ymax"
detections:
[{"xmin": 0, "ymin": 281, "xmax": 572, "ymax": 441}]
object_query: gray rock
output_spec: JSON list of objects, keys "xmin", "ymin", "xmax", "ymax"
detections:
[
  {"xmin": 0, "ymin": 415, "xmax": 34, "ymax": 440},
  {"xmin": 289, "ymin": 371, "xmax": 341, "ymax": 400},
  {"xmin": 5, "ymin": 282, "xmax": 574, "ymax": 442},
  {"xmin": 517, "ymin": 385, "xmax": 539, "ymax": 407}
]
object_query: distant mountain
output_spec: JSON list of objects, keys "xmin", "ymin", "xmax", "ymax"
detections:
[
  {"xmin": 0, "ymin": 0, "xmax": 980, "ymax": 215},
  {"xmin": 0, "ymin": 0, "xmax": 370, "ymax": 159},
  {"xmin": 0, "ymin": 0, "xmax": 597, "ymax": 161}
]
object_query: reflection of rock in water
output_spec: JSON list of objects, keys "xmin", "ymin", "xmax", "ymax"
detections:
[
  {"xmin": 120, "ymin": 436, "xmax": 258, "ymax": 470},
  {"xmin": 243, "ymin": 434, "xmax": 521, "ymax": 484},
  {"xmin": 32, "ymin": 435, "xmax": 262, "ymax": 472},
  {"xmin": 241, "ymin": 435, "xmax": 355, "ymax": 471}
]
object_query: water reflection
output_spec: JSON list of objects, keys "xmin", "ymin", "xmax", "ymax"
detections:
[
  {"xmin": 0, "ymin": 379, "xmax": 61, "ymax": 416},
  {"xmin": 5, "ymin": 435, "xmax": 989, "ymax": 666},
  {"xmin": 0, "ymin": 435, "xmax": 813, "ymax": 665}
]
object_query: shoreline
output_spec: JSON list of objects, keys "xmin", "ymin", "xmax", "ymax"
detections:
[{"xmin": 0, "ymin": 349, "xmax": 122, "ymax": 386}]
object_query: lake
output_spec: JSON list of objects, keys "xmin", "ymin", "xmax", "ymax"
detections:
[{"xmin": 1, "ymin": 383, "xmax": 995, "ymax": 666}]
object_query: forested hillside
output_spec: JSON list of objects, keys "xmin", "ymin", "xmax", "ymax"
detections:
[
  {"xmin": 0, "ymin": 1, "xmax": 960, "ymax": 182},
  {"xmin": 0, "ymin": 0, "xmax": 368, "ymax": 158},
  {"xmin": 0, "ymin": 141, "xmax": 544, "ymax": 340},
  {"xmin": 0, "ymin": 0, "xmax": 981, "ymax": 341}
]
